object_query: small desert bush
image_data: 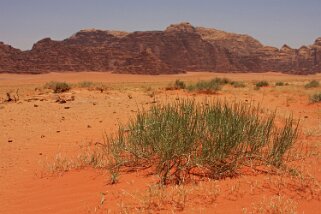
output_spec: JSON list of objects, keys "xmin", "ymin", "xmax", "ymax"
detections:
[
  {"xmin": 310, "ymin": 92, "xmax": 321, "ymax": 103},
  {"xmin": 44, "ymin": 81, "xmax": 71, "ymax": 93},
  {"xmin": 166, "ymin": 79, "xmax": 186, "ymax": 90},
  {"xmin": 255, "ymin": 81, "xmax": 269, "ymax": 88},
  {"xmin": 305, "ymin": 80, "xmax": 320, "ymax": 89},
  {"xmin": 231, "ymin": 81, "xmax": 246, "ymax": 88},
  {"xmin": 77, "ymin": 81, "xmax": 107, "ymax": 92},
  {"xmin": 106, "ymin": 100, "xmax": 299, "ymax": 184},
  {"xmin": 78, "ymin": 81, "xmax": 95, "ymax": 88},
  {"xmin": 174, "ymin": 79, "xmax": 186, "ymax": 89},
  {"xmin": 275, "ymin": 81, "xmax": 285, "ymax": 86},
  {"xmin": 187, "ymin": 78, "xmax": 230, "ymax": 93}
]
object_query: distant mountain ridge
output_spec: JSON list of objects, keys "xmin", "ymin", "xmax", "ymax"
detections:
[{"xmin": 1, "ymin": 22, "xmax": 320, "ymax": 74}]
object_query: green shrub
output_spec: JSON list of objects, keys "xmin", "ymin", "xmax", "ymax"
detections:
[
  {"xmin": 275, "ymin": 81, "xmax": 285, "ymax": 86},
  {"xmin": 44, "ymin": 81, "xmax": 71, "ymax": 93},
  {"xmin": 255, "ymin": 81, "xmax": 269, "ymax": 88},
  {"xmin": 187, "ymin": 78, "xmax": 230, "ymax": 93},
  {"xmin": 305, "ymin": 80, "xmax": 320, "ymax": 89},
  {"xmin": 310, "ymin": 92, "xmax": 321, "ymax": 103},
  {"xmin": 106, "ymin": 100, "xmax": 299, "ymax": 184}
]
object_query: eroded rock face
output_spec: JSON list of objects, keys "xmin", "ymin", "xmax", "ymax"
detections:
[
  {"xmin": 0, "ymin": 23, "xmax": 320, "ymax": 74},
  {"xmin": 0, "ymin": 42, "xmax": 23, "ymax": 72}
]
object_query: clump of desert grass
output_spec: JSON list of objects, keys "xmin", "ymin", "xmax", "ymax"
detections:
[
  {"xmin": 44, "ymin": 81, "xmax": 71, "ymax": 93},
  {"xmin": 243, "ymin": 196, "xmax": 297, "ymax": 214},
  {"xmin": 106, "ymin": 99, "xmax": 299, "ymax": 185},
  {"xmin": 41, "ymin": 144, "xmax": 111, "ymax": 177},
  {"xmin": 305, "ymin": 80, "xmax": 320, "ymax": 89}
]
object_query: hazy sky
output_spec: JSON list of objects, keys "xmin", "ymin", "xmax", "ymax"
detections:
[{"xmin": 0, "ymin": 0, "xmax": 320, "ymax": 50}]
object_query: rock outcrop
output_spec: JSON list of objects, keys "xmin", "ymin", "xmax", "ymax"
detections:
[{"xmin": 0, "ymin": 22, "xmax": 320, "ymax": 74}]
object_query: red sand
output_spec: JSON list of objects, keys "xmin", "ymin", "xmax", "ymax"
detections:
[{"xmin": 0, "ymin": 72, "xmax": 320, "ymax": 213}]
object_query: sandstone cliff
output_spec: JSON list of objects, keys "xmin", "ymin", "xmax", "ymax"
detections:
[{"xmin": 0, "ymin": 23, "xmax": 320, "ymax": 74}]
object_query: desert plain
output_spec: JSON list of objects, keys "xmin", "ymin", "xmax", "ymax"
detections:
[{"xmin": 0, "ymin": 71, "xmax": 321, "ymax": 213}]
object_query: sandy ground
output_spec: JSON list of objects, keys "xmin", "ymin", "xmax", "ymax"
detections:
[{"xmin": 0, "ymin": 72, "xmax": 320, "ymax": 213}]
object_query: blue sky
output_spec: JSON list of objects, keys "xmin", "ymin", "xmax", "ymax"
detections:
[{"xmin": 0, "ymin": 0, "xmax": 320, "ymax": 50}]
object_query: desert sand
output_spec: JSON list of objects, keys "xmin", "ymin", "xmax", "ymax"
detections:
[{"xmin": 0, "ymin": 72, "xmax": 320, "ymax": 213}]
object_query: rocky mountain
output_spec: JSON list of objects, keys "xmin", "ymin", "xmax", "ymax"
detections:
[{"xmin": 0, "ymin": 22, "xmax": 320, "ymax": 74}]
